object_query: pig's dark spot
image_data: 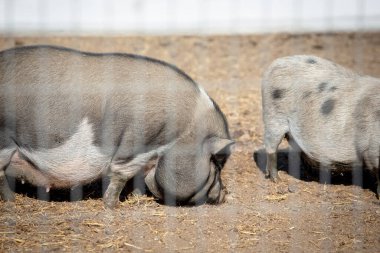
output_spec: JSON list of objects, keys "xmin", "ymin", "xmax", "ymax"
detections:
[
  {"xmin": 318, "ymin": 82, "xmax": 328, "ymax": 92},
  {"xmin": 321, "ymin": 99, "xmax": 335, "ymax": 115},
  {"xmin": 306, "ymin": 58, "xmax": 317, "ymax": 64},
  {"xmin": 329, "ymin": 86, "xmax": 338, "ymax": 92},
  {"xmin": 303, "ymin": 91, "xmax": 312, "ymax": 99},
  {"xmin": 272, "ymin": 89, "xmax": 286, "ymax": 99}
]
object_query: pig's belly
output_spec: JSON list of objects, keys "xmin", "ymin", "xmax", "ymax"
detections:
[
  {"xmin": 288, "ymin": 130, "xmax": 358, "ymax": 165},
  {"xmin": 15, "ymin": 118, "xmax": 111, "ymax": 186},
  {"xmin": 7, "ymin": 154, "xmax": 108, "ymax": 188}
]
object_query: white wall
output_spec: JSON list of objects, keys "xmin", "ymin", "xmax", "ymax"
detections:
[{"xmin": 1, "ymin": 0, "xmax": 380, "ymax": 34}]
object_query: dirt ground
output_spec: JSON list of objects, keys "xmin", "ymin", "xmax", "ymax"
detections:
[{"xmin": 1, "ymin": 32, "xmax": 380, "ymax": 252}]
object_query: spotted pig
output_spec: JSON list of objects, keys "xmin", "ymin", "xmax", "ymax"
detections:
[{"xmin": 261, "ymin": 55, "xmax": 380, "ymax": 197}]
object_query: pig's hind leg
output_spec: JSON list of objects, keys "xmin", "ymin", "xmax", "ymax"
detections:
[
  {"xmin": 6, "ymin": 151, "xmax": 52, "ymax": 191},
  {"xmin": 0, "ymin": 148, "xmax": 16, "ymax": 201},
  {"xmin": 263, "ymin": 119, "xmax": 289, "ymax": 182}
]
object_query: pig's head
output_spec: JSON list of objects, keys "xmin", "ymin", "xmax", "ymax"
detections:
[{"xmin": 145, "ymin": 136, "xmax": 234, "ymax": 205}]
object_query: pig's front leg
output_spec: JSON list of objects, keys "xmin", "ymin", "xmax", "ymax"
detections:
[
  {"xmin": 103, "ymin": 151, "xmax": 158, "ymax": 208},
  {"xmin": 0, "ymin": 150, "xmax": 15, "ymax": 201},
  {"xmin": 0, "ymin": 170, "xmax": 14, "ymax": 201},
  {"xmin": 103, "ymin": 163, "xmax": 141, "ymax": 208}
]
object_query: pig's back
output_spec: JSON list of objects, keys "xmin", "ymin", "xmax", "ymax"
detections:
[{"xmin": 0, "ymin": 45, "xmax": 201, "ymax": 151}]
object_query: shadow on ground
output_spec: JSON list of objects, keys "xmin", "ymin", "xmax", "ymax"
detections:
[
  {"xmin": 6, "ymin": 174, "xmax": 202, "ymax": 206},
  {"xmin": 6, "ymin": 174, "xmax": 148, "ymax": 202},
  {"xmin": 253, "ymin": 148, "xmax": 378, "ymax": 194}
]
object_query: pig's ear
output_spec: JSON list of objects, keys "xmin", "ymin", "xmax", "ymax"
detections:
[
  {"xmin": 207, "ymin": 137, "xmax": 235, "ymax": 155},
  {"xmin": 144, "ymin": 166, "xmax": 163, "ymax": 200}
]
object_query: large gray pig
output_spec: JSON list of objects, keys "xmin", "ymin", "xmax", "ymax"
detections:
[
  {"xmin": 0, "ymin": 45, "xmax": 234, "ymax": 208},
  {"xmin": 262, "ymin": 55, "xmax": 380, "ymax": 197}
]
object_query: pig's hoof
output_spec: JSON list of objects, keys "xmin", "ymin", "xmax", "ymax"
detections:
[
  {"xmin": 132, "ymin": 188, "xmax": 144, "ymax": 196},
  {"xmin": 270, "ymin": 175, "xmax": 281, "ymax": 183},
  {"xmin": 104, "ymin": 200, "xmax": 118, "ymax": 209},
  {"xmin": 103, "ymin": 195, "xmax": 119, "ymax": 209},
  {"xmin": 376, "ymin": 185, "xmax": 380, "ymax": 199}
]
